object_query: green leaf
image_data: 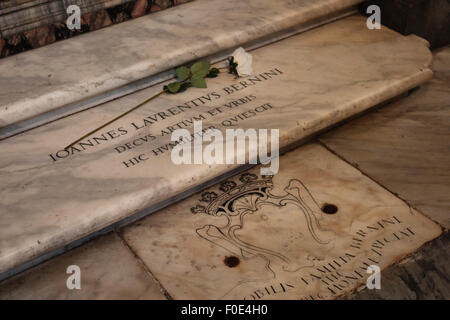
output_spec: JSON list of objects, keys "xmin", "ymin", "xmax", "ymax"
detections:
[
  {"xmin": 191, "ymin": 61, "xmax": 210, "ymax": 78},
  {"xmin": 175, "ymin": 66, "xmax": 190, "ymax": 81},
  {"xmin": 206, "ymin": 67, "xmax": 220, "ymax": 78},
  {"xmin": 167, "ymin": 81, "xmax": 181, "ymax": 93},
  {"xmin": 178, "ymin": 82, "xmax": 191, "ymax": 93},
  {"xmin": 190, "ymin": 77, "xmax": 207, "ymax": 88}
]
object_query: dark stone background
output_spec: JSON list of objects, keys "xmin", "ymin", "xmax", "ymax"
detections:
[
  {"xmin": 361, "ymin": 0, "xmax": 449, "ymax": 49},
  {"xmin": 0, "ymin": 0, "xmax": 192, "ymax": 59}
]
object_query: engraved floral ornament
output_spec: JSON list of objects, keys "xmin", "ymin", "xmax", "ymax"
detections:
[{"xmin": 65, "ymin": 47, "xmax": 254, "ymax": 149}]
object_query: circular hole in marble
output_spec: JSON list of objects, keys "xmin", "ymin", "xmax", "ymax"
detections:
[
  {"xmin": 322, "ymin": 203, "xmax": 338, "ymax": 214},
  {"xmin": 224, "ymin": 256, "xmax": 240, "ymax": 268}
]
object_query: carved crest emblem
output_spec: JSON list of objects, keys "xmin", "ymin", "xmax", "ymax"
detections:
[{"xmin": 191, "ymin": 172, "xmax": 332, "ymax": 275}]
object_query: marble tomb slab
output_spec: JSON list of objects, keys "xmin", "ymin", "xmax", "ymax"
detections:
[
  {"xmin": 0, "ymin": 16, "xmax": 432, "ymax": 277},
  {"xmin": 0, "ymin": 233, "xmax": 166, "ymax": 299},
  {"xmin": 122, "ymin": 143, "xmax": 442, "ymax": 299},
  {"xmin": 0, "ymin": 0, "xmax": 362, "ymax": 129},
  {"xmin": 320, "ymin": 46, "xmax": 450, "ymax": 228}
]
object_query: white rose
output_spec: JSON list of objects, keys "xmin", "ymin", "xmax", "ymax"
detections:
[{"xmin": 230, "ymin": 47, "xmax": 253, "ymax": 77}]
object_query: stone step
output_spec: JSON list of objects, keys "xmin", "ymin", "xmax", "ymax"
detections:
[
  {"xmin": 0, "ymin": 15, "xmax": 432, "ymax": 280},
  {"xmin": 0, "ymin": 143, "xmax": 441, "ymax": 299},
  {"xmin": 0, "ymin": 0, "xmax": 362, "ymax": 136}
]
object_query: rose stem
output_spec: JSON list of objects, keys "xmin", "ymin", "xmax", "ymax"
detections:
[{"xmin": 64, "ymin": 89, "xmax": 166, "ymax": 150}]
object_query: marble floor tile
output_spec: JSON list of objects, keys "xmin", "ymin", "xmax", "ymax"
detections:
[
  {"xmin": 121, "ymin": 143, "xmax": 441, "ymax": 300},
  {"xmin": 0, "ymin": 233, "xmax": 166, "ymax": 299},
  {"xmin": 0, "ymin": 0, "xmax": 362, "ymax": 128},
  {"xmin": 0, "ymin": 16, "xmax": 433, "ymax": 276},
  {"xmin": 344, "ymin": 231, "xmax": 450, "ymax": 300},
  {"xmin": 320, "ymin": 46, "xmax": 450, "ymax": 228}
]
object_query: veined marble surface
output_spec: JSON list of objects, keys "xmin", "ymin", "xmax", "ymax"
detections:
[
  {"xmin": 122, "ymin": 143, "xmax": 441, "ymax": 299},
  {"xmin": 0, "ymin": 143, "xmax": 441, "ymax": 299},
  {"xmin": 0, "ymin": 0, "xmax": 362, "ymax": 129},
  {"xmin": 0, "ymin": 16, "xmax": 432, "ymax": 276},
  {"xmin": 320, "ymin": 46, "xmax": 450, "ymax": 228},
  {"xmin": 0, "ymin": 233, "xmax": 166, "ymax": 299}
]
